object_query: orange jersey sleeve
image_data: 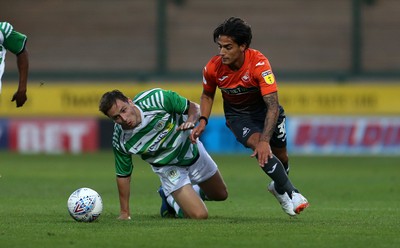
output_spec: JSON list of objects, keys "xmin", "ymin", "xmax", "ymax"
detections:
[
  {"xmin": 202, "ymin": 56, "xmax": 219, "ymax": 95},
  {"xmin": 250, "ymin": 49, "xmax": 278, "ymax": 96}
]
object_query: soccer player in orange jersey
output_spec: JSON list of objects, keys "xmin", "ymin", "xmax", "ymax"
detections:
[{"xmin": 190, "ymin": 17, "xmax": 309, "ymax": 216}]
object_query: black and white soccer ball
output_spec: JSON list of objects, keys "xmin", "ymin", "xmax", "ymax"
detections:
[{"xmin": 67, "ymin": 187, "xmax": 103, "ymax": 222}]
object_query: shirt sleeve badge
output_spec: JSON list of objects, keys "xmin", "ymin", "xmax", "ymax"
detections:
[{"xmin": 262, "ymin": 70, "xmax": 275, "ymax": 85}]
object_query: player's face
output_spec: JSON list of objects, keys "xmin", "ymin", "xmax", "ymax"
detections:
[
  {"xmin": 216, "ymin": 35, "xmax": 246, "ymax": 70},
  {"xmin": 107, "ymin": 99, "xmax": 140, "ymax": 129}
]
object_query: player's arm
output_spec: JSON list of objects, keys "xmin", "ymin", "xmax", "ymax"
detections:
[
  {"xmin": 116, "ymin": 176, "xmax": 131, "ymax": 220},
  {"xmin": 113, "ymin": 147, "xmax": 133, "ymax": 220},
  {"xmin": 12, "ymin": 47, "xmax": 29, "ymax": 107},
  {"xmin": 251, "ymin": 92, "xmax": 279, "ymax": 166},
  {"xmin": 199, "ymin": 89, "xmax": 215, "ymax": 122},
  {"xmin": 176, "ymin": 100, "xmax": 200, "ymax": 131},
  {"xmin": 261, "ymin": 92, "xmax": 279, "ymax": 143},
  {"xmin": 189, "ymin": 89, "xmax": 215, "ymax": 143}
]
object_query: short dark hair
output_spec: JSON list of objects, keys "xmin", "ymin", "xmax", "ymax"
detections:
[
  {"xmin": 213, "ymin": 17, "xmax": 252, "ymax": 48},
  {"xmin": 99, "ymin": 90, "xmax": 129, "ymax": 116}
]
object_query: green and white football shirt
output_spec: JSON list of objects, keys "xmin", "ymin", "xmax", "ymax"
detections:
[
  {"xmin": 0, "ymin": 22, "xmax": 27, "ymax": 89},
  {"xmin": 112, "ymin": 88, "xmax": 199, "ymax": 177}
]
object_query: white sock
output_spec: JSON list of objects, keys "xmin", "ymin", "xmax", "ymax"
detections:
[
  {"xmin": 167, "ymin": 195, "xmax": 181, "ymax": 214},
  {"xmin": 166, "ymin": 185, "xmax": 206, "ymax": 217},
  {"xmin": 192, "ymin": 184, "xmax": 208, "ymax": 200}
]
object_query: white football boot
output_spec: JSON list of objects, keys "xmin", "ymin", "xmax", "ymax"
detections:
[
  {"xmin": 291, "ymin": 192, "xmax": 309, "ymax": 214},
  {"xmin": 267, "ymin": 181, "xmax": 296, "ymax": 216}
]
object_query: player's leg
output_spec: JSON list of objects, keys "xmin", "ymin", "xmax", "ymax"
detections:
[
  {"xmin": 226, "ymin": 115, "xmax": 292, "ymax": 191},
  {"xmin": 157, "ymin": 186, "xmax": 175, "ymax": 217},
  {"xmin": 227, "ymin": 112, "xmax": 308, "ymax": 215},
  {"xmin": 246, "ymin": 132, "xmax": 297, "ymax": 195},
  {"xmin": 271, "ymin": 106, "xmax": 289, "ymax": 174},
  {"xmin": 269, "ymin": 106, "xmax": 309, "ymax": 214},
  {"xmin": 153, "ymin": 163, "xmax": 211, "ymax": 219},
  {"xmin": 271, "ymin": 147, "xmax": 289, "ymax": 174},
  {"xmin": 246, "ymin": 133, "xmax": 298, "ymax": 216},
  {"xmin": 198, "ymin": 170, "xmax": 227, "ymax": 201},
  {"xmin": 171, "ymin": 184, "xmax": 208, "ymax": 219},
  {"xmin": 190, "ymin": 140, "xmax": 228, "ymax": 201}
]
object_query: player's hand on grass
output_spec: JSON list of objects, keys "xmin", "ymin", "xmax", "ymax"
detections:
[
  {"xmin": 251, "ymin": 141, "xmax": 273, "ymax": 167},
  {"xmin": 118, "ymin": 213, "xmax": 131, "ymax": 220}
]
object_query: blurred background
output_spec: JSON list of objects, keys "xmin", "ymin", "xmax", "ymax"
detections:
[{"xmin": 1, "ymin": 0, "xmax": 400, "ymax": 155}]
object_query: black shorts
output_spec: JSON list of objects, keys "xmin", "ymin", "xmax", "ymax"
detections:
[{"xmin": 225, "ymin": 105, "xmax": 287, "ymax": 149}]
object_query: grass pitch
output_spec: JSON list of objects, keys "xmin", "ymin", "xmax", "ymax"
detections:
[{"xmin": 0, "ymin": 152, "xmax": 399, "ymax": 248}]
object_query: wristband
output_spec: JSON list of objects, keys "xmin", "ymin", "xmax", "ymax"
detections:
[{"xmin": 198, "ymin": 116, "xmax": 208, "ymax": 125}]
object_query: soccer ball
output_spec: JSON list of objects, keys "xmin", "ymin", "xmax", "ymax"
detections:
[{"xmin": 67, "ymin": 187, "xmax": 103, "ymax": 222}]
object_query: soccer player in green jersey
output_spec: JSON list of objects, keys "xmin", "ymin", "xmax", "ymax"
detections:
[
  {"xmin": 0, "ymin": 22, "xmax": 29, "ymax": 107},
  {"xmin": 99, "ymin": 88, "xmax": 228, "ymax": 220}
]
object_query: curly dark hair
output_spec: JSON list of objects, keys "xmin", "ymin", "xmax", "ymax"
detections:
[{"xmin": 213, "ymin": 17, "xmax": 252, "ymax": 48}]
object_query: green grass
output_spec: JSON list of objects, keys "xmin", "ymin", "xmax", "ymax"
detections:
[{"xmin": 1, "ymin": 152, "xmax": 399, "ymax": 248}]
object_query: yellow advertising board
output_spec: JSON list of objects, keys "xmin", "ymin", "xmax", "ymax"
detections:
[
  {"xmin": 278, "ymin": 83, "xmax": 400, "ymax": 115},
  {"xmin": 0, "ymin": 82, "xmax": 222, "ymax": 117},
  {"xmin": 1, "ymin": 81, "xmax": 399, "ymax": 117}
]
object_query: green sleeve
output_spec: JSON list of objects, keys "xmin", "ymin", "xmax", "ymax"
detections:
[
  {"xmin": 162, "ymin": 89, "xmax": 189, "ymax": 114},
  {"xmin": 3, "ymin": 30, "xmax": 27, "ymax": 55},
  {"xmin": 113, "ymin": 147, "xmax": 133, "ymax": 177}
]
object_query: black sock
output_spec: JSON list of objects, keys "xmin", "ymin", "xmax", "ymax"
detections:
[
  {"xmin": 261, "ymin": 155, "xmax": 298, "ymax": 196},
  {"xmin": 282, "ymin": 161, "xmax": 290, "ymax": 175}
]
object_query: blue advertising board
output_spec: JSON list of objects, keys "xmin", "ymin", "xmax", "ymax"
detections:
[{"xmin": 0, "ymin": 119, "xmax": 8, "ymax": 150}]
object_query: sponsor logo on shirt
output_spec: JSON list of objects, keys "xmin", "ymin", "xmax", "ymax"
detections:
[
  {"xmin": 220, "ymin": 86, "xmax": 259, "ymax": 95},
  {"xmin": 148, "ymin": 128, "xmax": 170, "ymax": 152}
]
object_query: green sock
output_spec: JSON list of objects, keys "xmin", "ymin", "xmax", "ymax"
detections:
[
  {"xmin": 192, "ymin": 184, "xmax": 208, "ymax": 201},
  {"xmin": 176, "ymin": 209, "xmax": 184, "ymax": 218}
]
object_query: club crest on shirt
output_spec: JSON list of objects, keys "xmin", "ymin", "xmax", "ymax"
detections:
[
  {"xmin": 154, "ymin": 120, "xmax": 166, "ymax": 131},
  {"xmin": 241, "ymin": 71, "xmax": 250, "ymax": 82},
  {"xmin": 262, "ymin": 70, "xmax": 275, "ymax": 85}
]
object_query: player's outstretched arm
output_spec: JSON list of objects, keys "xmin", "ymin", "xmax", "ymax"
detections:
[
  {"xmin": 251, "ymin": 92, "xmax": 279, "ymax": 166},
  {"xmin": 190, "ymin": 90, "xmax": 215, "ymax": 143},
  {"xmin": 116, "ymin": 176, "xmax": 132, "ymax": 220},
  {"xmin": 12, "ymin": 48, "xmax": 29, "ymax": 107}
]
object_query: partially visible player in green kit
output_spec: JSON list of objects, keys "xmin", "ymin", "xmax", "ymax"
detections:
[{"xmin": 0, "ymin": 21, "xmax": 29, "ymax": 107}]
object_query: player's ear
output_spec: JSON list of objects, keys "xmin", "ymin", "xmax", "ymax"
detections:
[{"xmin": 240, "ymin": 44, "xmax": 247, "ymax": 52}]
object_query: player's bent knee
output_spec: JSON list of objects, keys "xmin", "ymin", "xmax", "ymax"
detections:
[
  {"xmin": 187, "ymin": 210, "xmax": 208, "ymax": 219},
  {"xmin": 206, "ymin": 188, "xmax": 228, "ymax": 201},
  {"xmin": 216, "ymin": 189, "xmax": 228, "ymax": 201}
]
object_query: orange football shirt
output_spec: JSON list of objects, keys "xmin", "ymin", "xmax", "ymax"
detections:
[{"xmin": 202, "ymin": 48, "xmax": 278, "ymax": 116}]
